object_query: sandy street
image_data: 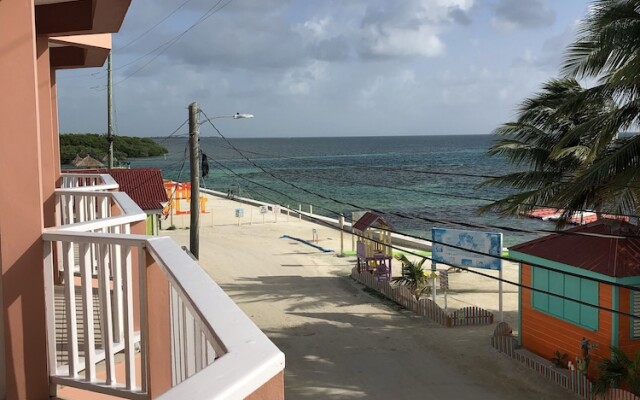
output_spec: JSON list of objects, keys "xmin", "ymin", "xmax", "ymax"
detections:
[{"xmin": 162, "ymin": 194, "xmax": 574, "ymax": 399}]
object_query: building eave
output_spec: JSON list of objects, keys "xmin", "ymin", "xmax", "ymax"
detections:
[
  {"xmin": 35, "ymin": 0, "xmax": 131, "ymax": 37},
  {"xmin": 49, "ymin": 34, "xmax": 111, "ymax": 69}
]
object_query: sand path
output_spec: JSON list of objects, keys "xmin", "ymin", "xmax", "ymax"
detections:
[{"xmin": 163, "ymin": 194, "xmax": 574, "ymax": 399}]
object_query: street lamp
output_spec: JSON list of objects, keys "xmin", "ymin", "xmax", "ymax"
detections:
[
  {"xmin": 199, "ymin": 112, "xmax": 254, "ymax": 124},
  {"xmin": 188, "ymin": 102, "xmax": 253, "ymax": 259}
]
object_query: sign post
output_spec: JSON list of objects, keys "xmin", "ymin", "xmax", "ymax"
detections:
[
  {"xmin": 440, "ymin": 270, "xmax": 449, "ymax": 312},
  {"xmin": 432, "ymin": 227, "xmax": 504, "ymax": 321},
  {"xmin": 273, "ymin": 205, "xmax": 280, "ymax": 223},
  {"xmin": 260, "ymin": 206, "xmax": 267, "ymax": 224},
  {"xmin": 235, "ymin": 208, "xmax": 244, "ymax": 226}
]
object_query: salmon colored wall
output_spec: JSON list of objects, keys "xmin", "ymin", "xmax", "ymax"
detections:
[
  {"xmin": 146, "ymin": 252, "xmax": 172, "ymax": 398},
  {"xmin": 521, "ymin": 264, "xmax": 612, "ymax": 377},
  {"xmin": 0, "ymin": 0, "xmax": 49, "ymax": 397},
  {"xmin": 246, "ymin": 371, "xmax": 285, "ymax": 400},
  {"xmin": 615, "ymin": 288, "xmax": 640, "ymax": 356},
  {"xmin": 37, "ymin": 37, "xmax": 57, "ymax": 229},
  {"xmin": 51, "ymin": 70, "xmax": 61, "ymax": 182}
]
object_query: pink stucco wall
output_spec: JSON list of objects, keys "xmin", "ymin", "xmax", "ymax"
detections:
[{"xmin": 0, "ymin": 0, "xmax": 49, "ymax": 397}]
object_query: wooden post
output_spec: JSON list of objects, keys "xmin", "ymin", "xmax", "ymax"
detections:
[
  {"xmin": 189, "ymin": 102, "xmax": 200, "ymax": 259},
  {"xmin": 107, "ymin": 52, "xmax": 114, "ymax": 169},
  {"xmin": 351, "ymin": 212, "xmax": 355, "ymax": 251},
  {"xmin": 339, "ymin": 214, "xmax": 344, "ymax": 256}
]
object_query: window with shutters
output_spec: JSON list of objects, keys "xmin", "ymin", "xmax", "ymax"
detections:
[
  {"xmin": 531, "ymin": 266, "xmax": 598, "ymax": 331},
  {"xmin": 632, "ymin": 287, "xmax": 640, "ymax": 338}
]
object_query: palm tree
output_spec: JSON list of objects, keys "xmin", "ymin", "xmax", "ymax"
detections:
[
  {"xmin": 392, "ymin": 254, "xmax": 430, "ymax": 301},
  {"xmin": 479, "ymin": 78, "xmax": 620, "ymax": 226},
  {"xmin": 480, "ymin": 0, "xmax": 640, "ymax": 225},
  {"xmin": 557, "ymin": 0, "xmax": 640, "ymax": 218},
  {"xmin": 592, "ymin": 346, "xmax": 640, "ymax": 396},
  {"xmin": 563, "ymin": 0, "xmax": 640, "ymax": 102}
]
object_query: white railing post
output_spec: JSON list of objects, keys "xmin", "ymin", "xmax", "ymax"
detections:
[
  {"xmin": 79, "ymin": 242, "xmax": 97, "ymax": 382},
  {"xmin": 48, "ymin": 174, "xmax": 285, "ymax": 400},
  {"xmin": 194, "ymin": 319, "xmax": 203, "ymax": 373},
  {"xmin": 121, "ymin": 243, "xmax": 137, "ymax": 391},
  {"xmin": 112, "ymin": 225, "xmax": 124, "ymax": 345},
  {"xmin": 169, "ymin": 287, "xmax": 179, "ymax": 386},
  {"xmin": 138, "ymin": 246, "xmax": 149, "ymax": 393},
  {"xmin": 98, "ymin": 243, "xmax": 116, "ymax": 384},
  {"xmin": 181, "ymin": 301, "xmax": 190, "ymax": 379},
  {"xmin": 43, "ymin": 241, "xmax": 58, "ymax": 376},
  {"xmin": 62, "ymin": 241, "xmax": 79, "ymax": 377}
]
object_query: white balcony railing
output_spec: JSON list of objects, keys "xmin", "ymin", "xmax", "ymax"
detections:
[{"xmin": 43, "ymin": 173, "xmax": 284, "ymax": 399}]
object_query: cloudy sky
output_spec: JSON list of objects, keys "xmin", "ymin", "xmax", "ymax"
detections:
[{"xmin": 57, "ymin": 0, "xmax": 593, "ymax": 138}]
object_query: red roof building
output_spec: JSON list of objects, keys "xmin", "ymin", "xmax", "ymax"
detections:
[
  {"xmin": 69, "ymin": 168, "xmax": 168, "ymax": 235},
  {"xmin": 72, "ymin": 168, "xmax": 168, "ymax": 212},
  {"xmin": 509, "ymin": 220, "xmax": 640, "ymax": 377},
  {"xmin": 511, "ymin": 220, "xmax": 640, "ymax": 278},
  {"xmin": 104, "ymin": 168, "xmax": 168, "ymax": 212}
]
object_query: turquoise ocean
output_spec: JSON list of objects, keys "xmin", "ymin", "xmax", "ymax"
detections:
[{"xmin": 129, "ymin": 135, "xmax": 555, "ymax": 247}]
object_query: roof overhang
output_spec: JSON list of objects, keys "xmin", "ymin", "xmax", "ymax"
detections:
[
  {"xmin": 49, "ymin": 34, "xmax": 111, "ymax": 69},
  {"xmin": 35, "ymin": 0, "xmax": 131, "ymax": 37}
]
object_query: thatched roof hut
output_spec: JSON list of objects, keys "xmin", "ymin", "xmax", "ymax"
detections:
[{"xmin": 73, "ymin": 155, "xmax": 104, "ymax": 168}]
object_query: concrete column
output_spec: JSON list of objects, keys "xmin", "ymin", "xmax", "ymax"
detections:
[
  {"xmin": 37, "ymin": 37, "xmax": 57, "ymax": 229},
  {"xmin": 50, "ymin": 70, "xmax": 62, "ymax": 191},
  {"xmin": 0, "ymin": 0, "xmax": 49, "ymax": 397}
]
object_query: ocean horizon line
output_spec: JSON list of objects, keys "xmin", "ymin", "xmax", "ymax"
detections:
[{"xmin": 146, "ymin": 133, "xmax": 494, "ymax": 140}]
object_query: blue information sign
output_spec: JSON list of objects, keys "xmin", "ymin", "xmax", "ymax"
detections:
[{"xmin": 432, "ymin": 227, "xmax": 502, "ymax": 270}]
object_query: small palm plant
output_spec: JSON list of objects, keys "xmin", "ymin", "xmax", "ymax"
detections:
[
  {"xmin": 592, "ymin": 346, "xmax": 640, "ymax": 396},
  {"xmin": 392, "ymin": 254, "xmax": 430, "ymax": 301}
]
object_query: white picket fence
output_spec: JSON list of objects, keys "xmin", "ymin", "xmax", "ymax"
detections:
[
  {"xmin": 491, "ymin": 322, "xmax": 640, "ymax": 400},
  {"xmin": 351, "ymin": 267, "xmax": 494, "ymax": 327}
]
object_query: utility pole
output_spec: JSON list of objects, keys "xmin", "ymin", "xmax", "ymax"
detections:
[
  {"xmin": 189, "ymin": 102, "xmax": 200, "ymax": 259},
  {"xmin": 107, "ymin": 52, "xmax": 114, "ymax": 169}
]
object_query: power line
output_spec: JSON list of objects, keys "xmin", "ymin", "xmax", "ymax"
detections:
[
  {"xmin": 198, "ymin": 136, "xmax": 640, "ymax": 220},
  {"xmin": 156, "ymin": 118, "xmax": 189, "ymax": 144},
  {"xmin": 115, "ymin": 0, "xmax": 196, "ymax": 54},
  {"xmin": 239, "ymin": 194, "xmax": 640, "ymax": 318},
  {"xmin": 197, "ymin": 178, "xmax": 640, "ymax": 319},
  {"xmin": 192, "ymin": 132, "xmax": 640, "ymax": 308},
  {"xmin": 385, "ymin": 242, "xmax": 640, "ymax": 320},
  {"xmin": 199, "ymin": 143, "xmax": 341, "ymax": 217},
  {"xmin": 277, "ymin": 166, "xmax": 498, "ymax": 203},
  {"xmin": 201, "ymin": 110, "xmax": 361, "ymax": 216},
  {"xmin": 198, "ymin": 115, "xmax": 640, "ymax": 244},
  {"xmin": 108, "ymin": 0, "xmax": 234, "ymax": 87}
]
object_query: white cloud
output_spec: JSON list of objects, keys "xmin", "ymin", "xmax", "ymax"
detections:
[
  {"xmin": 491, "ymin": 0, "xmax": 555, "ymax": 31},
  {"xmin": 356, "ymin": 0, "xmax": 474, "ymax": 58},
  {"xmin": 361, "ymin": 25, "xmax": 444, "ymax": 57},
  {"xmin": 278, "ymin": 61, "xmax": 327, "ymax": 96},
  {"xmin": 56, "ymin": 0, "xmax": 593, "ymax": 138},
  {"xmin": 300, "ymin": 17, "xmax": 332, "ymax": 40},
  {"xmin": 357, "ymin": 69, "xmax": 420, "ymax": 108}
]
